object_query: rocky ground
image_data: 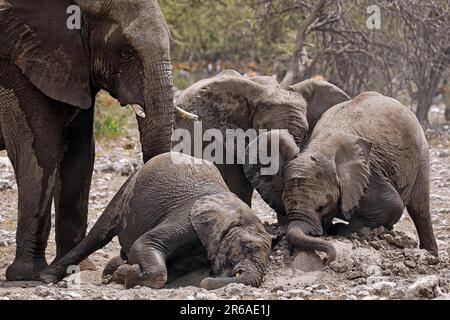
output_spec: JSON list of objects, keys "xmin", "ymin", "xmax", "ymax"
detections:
[{"xmin": 0, "ymin": 109, "xmax": 449, "ymax": 300}]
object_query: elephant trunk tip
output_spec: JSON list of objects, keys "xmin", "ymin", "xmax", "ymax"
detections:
[{"xmin": 287, "ymin": 223, "xmax": 337, "ymax": 266}]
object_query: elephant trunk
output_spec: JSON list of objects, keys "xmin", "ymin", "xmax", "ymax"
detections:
[
  {"xmin": 200, "ymin": 263, "xmax": 265, "ymax": 290},
  {"xmin": 138, "ymin": 54, "xmax": 174, "ymax": 163},
  {"xmin": 287, "ymin": 220, "xmax": 336, "ymax": 265}
]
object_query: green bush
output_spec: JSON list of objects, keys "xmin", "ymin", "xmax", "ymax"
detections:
[{"xmin": 94, "ymin": 90, "xmax": 130, "ymax": 139}]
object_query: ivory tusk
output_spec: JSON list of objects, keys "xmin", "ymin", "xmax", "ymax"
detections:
[
  {"xmin": 175, "ymin": 105, "xmax": 199, "ymax": 120},
  {"xmin": 131, "ymin": 104, "xmax": 146, "ymax": 119}
]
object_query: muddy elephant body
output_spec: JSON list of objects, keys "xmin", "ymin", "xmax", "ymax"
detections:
[
  {"xmin": 245, "ymin": 92, "xmax": 438, "ymax": 261},
  {"xmin": 0, "ymin": 0, "xmax": 175, "ymax": 281},
  {"xmin": 175, "ymin": 71, "xmax": 349, "ymax": 207},
  {"xmin": 40, "ymin": 152, "xmax": 271, "ymax": 289}
]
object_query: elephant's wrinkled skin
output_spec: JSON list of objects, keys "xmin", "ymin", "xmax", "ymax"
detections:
[
  {"xmin": 175, "ymin": 70, "xmax": 349, "ymax": 208},
  {"xmin": 40, "ymin": 153, "xmax": 271, "ymax": 290},
  {"xmin": 245, "ymin": 92, "xmax": 438, "ymax": 263},
  {"xmin": 0, "ymin": 0, "xmax": 175, "ymax": 280}
]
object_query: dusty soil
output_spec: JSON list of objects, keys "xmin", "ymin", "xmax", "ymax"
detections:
[{"xmin": 0, "ymin": 113, "xmax": 449, "ymax": 300}]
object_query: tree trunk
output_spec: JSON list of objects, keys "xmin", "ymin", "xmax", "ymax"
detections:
[
  {"xmin": 415, "ymin": 90, "xmax": 433, "ymax": 129},
  {"xmin": 280, "ymin": 0, "xmax": 327, "ymax": 88}
]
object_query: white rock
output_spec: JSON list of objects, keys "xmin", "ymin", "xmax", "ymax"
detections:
[
  {"xmin": 224, "ymin": 283, "xmax": 246, "ymax": 296},
  {"xmin": 196, "ymin": 292, "xmax": 219, "ymax": 300},
  {"xmin": 362, "ymin": 295, "xmax": 381, "ymax": 300},
  {"xmin": 407, "ymin": 276, "xmax": 441, "ymax": 299},
  {"xmin": 64, "ymin": 291, "xmax": 82, "ymax": 299},
  {"xmin": 35, "ymin": 286, "xmax": 51, "ymax": 297},
  {"xmin": 434, "ymin": 294, "xmax": 450, "ymax": 300},
  {"xmin": 369, "ymin": 282, "xmax": 396, "ymax": 296}
]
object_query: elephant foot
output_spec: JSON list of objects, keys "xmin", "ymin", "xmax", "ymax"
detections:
[
  {"xmin": 6, "ymin": 257, "xmax": 48, "ymax": 281},
  {"xmin": 102, "ymin": 256, "xmax": 125, "ymax": 279},
  {"xmin": 39, "ymin": 263, "xmax": 70, "ymax": 284},
  {"xmin": 109, "ymin": 264, "xmax": 167, "ymax": 289},
  {"xmin": 79, "ymin": 258, "xmax": 97, "ymax": 271}
]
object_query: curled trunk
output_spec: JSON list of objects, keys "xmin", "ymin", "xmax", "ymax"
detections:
[
  {"xmin": 200, "ymin": 270, "xmax": 263, "ymax": 290},
  {"xmin": 287, "ymin": 221, "xmax": 336, "ymax": 265}
]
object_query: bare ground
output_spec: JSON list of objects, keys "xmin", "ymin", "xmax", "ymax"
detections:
[{"xmin": 0, "ymin": 113, "xmax": 449, "ymax": 300}]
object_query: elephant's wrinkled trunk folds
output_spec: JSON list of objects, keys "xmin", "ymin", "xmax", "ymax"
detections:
[
  {"xmin": 200, "ymin": 270, "xmax": 264, "ymax": 290},
  {"xmin": 138, "ymin": 54, "xmax": 174, "ymax": 163},
  {"xmin": 200, "ymin": 258, "xmax": 266, "ymax": 290},
  {"xmin": 287, "ymin": 220, "xmax": 336, "ymax": 265}
]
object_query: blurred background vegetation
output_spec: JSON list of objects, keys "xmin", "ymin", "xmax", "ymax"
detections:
[{"xmin": 95, "ymin": 0, "xmax": 450, "ymax": 137}]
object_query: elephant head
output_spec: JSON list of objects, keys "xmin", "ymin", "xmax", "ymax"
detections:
[
  {"xmin": 287, "ymin": 79, "xmax": 351, "ymax": 136},
  {"xmin": 244, "ymin": 130, "xmax": 372, "ymax": 264},
  {"xmin": 176, "ymin": 70, "xmax": 309, "ymax": 146},
  {"xmin": 0, "ymin": 0, "xmax": 178, "ymax": 161},
  {"xmin": 189, "ymin": 192, "xmax": 271, "ymax": 290}
]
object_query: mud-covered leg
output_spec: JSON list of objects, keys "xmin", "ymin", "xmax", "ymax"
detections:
[
  {"xmin": 406, "ymin": 163, "xmax": 438, "ymax": 255},
  {"xmin": 54, "ymin": 107, "xmax": 95, "ymax": 262},
  {"xmin": 1, "ymin": 62, "xmax": 64, "ymax": 280},
  {"xmin": 331, "ymin": 178, "xmax": 404, "ymax": 237},
  {"xmin": 121, "ymin": 219, "xmax": 197, "ymax": 289}
]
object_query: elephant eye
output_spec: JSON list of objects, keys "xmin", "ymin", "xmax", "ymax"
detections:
[
  {"xmin": 119, "ymin": 46, "xmax": 135, "ymax": 61},
  {"xmin": 242, "ymin": 244, "xmax": 253, "ymax": 255},
  {"xmin": 316, "ymin": 205, "xmax": 327, "ymax": 214}
]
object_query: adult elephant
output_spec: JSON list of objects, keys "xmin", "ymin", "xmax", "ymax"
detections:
[
  {"xmin": 175, "ymin": 70, "xmax": 349, "ymax": 207},
  {"xmin": 0, "ymin": 0, "xmax": 177, "ymax": 280}
]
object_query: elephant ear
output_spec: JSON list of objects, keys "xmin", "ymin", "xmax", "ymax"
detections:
[
  {"xmin": 189, "ymin": 192, "xmax": 247, "ymax": 261},
  {"xmin": 334, "ymin": 134, "xmax": 372, "ymax": 219},
  {"xmin": 243, "ymin": 130, "xmax": 300, "ymax": 215},
  {"xmin": 289, "ymin": 80, "xmax": 350, "ymax": 129},
  {"xmin": 0, "ymin": 0, "xmax": 91, "ymax": 108}
]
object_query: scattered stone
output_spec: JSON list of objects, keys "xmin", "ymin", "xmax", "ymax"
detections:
[
  {"xmin": 407, "ymin": 276, "xmax": 441, "ymax": 299},
  {"xmin": 0, "ymin": 179, "xmax": 12, "ymax": 191},
  {"xmin": 224, "ymin": 284, "xmax": 246, "ymax": 296},
  {"xmin": 196, "ymin": 292, "xmax": 219, "ymax": 300},
  {"xmin": 64, "ymin": 291, "xmax": 82, "ymax": 299},
  {"xmin": 362, "ymin": 295, "xmax": 381, "ymax": 300},
  {"xmin": 369, "ymin": 241, "xmax": 383, "ymax": 250},
  {"xmin": 331, "ymin": 261, "xmax": 349, "ymax": 273},
  {"xmin": 426, "ymin": 255, "xmax": 440, "ymax": 265},
  {"xmin": 405, "ymin": 260, "xmax": 417, "ymax": 269},
  {"xmin": 35, "ymin": 286, "xmax": 51, "ymax": 297},
  {"xmin": 369, "ymin": 282, "xmax": 396, "ymax": 296}
]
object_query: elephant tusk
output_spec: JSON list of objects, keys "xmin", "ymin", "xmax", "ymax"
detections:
[
  {"xmin": 175, "ymin": 105, "xmax": 199, "ymax": 120},
  {"xmin": 131, "ymin": 104, "xmax": 146, "ymax": 119}
]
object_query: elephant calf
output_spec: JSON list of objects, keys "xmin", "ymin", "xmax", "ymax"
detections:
[
  {"xmin": 245, "ymin": 92, "xmax": 438, "ymax": 263},
  {"xmin": 40, "ymin": 152, "xmax": 271, "ymax": 290}
]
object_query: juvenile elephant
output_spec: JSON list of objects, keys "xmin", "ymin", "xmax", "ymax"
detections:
[
  {"xmin": 40, "ymin": 152, "xmax": 272, "ymax": 290},
  {"xmin": 245, "ymin": 92, "xmax": 438, "ymax": 263},
  {"xmin": 0, "ymin": 0, "xmax": 184, "ymax": 280},
  {"xmin": 175, "ymin": 70, "xmax": 349, "ymax": 206}
]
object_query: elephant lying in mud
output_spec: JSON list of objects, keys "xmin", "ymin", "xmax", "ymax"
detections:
[
  {"xmin": 175, "ymin": 70, "xmax": 349, "ymax": 206},
  {"xmin": 40, "ymin": 152, "xmax": 271, "ymax": 290},
  {"xmin": 244, "ymin": 92, "xmax": 438, "ymax": 264}
]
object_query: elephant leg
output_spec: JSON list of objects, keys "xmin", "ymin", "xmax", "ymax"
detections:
[
  {"xmin": 218, "ymin": 164, "xmax": 253, "ymax": 207},
  {"xmin": 333, "ymin": 179, "xmax": 404, "ymax": 236},
  {"xmin": 124, "ymin": 221, "xmax": 197, "ymax": 289},
  {"xmin": 54, "ymin": 108, "xmax": 95, "ymax": 261},
  {"xmin": 406, "ymin": 165, "xmax": 438, "ymax": 255},
  {"xmin": 1, "ymin": 98, "xmax": 63, "ymax": 280},
  {"xmin": 40, "ymin": 204, "xmax": 120, "ymax": 284},
  {"xmin": 0, "ymin": 122, "xmax": 5, "ymax": 151}
]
